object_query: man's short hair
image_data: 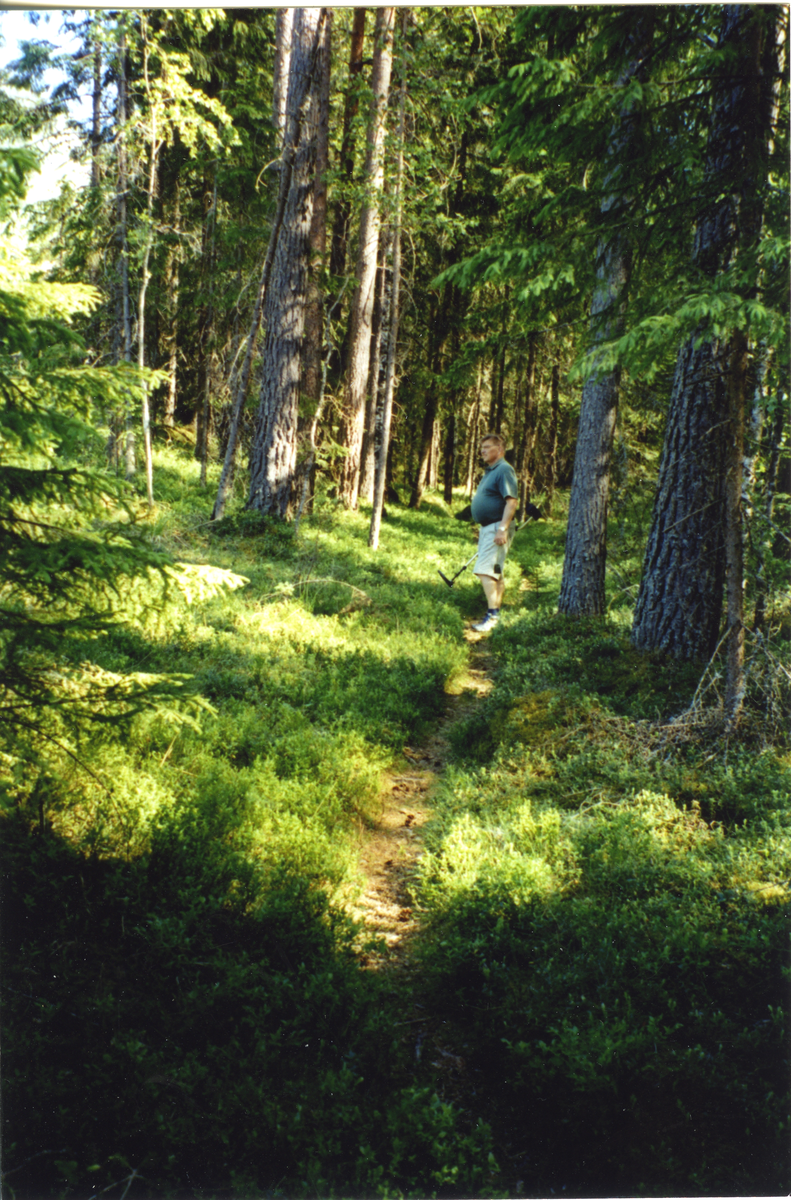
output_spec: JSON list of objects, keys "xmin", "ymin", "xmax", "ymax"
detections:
[{"xmin": 480, "ymin": 432, "xmax": 505, "ymax": 449}]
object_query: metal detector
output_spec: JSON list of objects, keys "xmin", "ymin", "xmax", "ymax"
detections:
[
  {"xmin": 437, "ymin": 508, "xmax": 541, "ymax": 589},
  {"xmin": 437, "ymin": 548, "xmax": 479, "ymax": 588}
]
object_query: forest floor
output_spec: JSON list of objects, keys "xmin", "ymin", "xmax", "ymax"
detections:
[
  {"xmin": 351, "ymin": 630, "xmax": 493, "ymax": 970},
  {"xmin": 349, "ymin": 631, "xmax": 499, "ymax": 1120}
]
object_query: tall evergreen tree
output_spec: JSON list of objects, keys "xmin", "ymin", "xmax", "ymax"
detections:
[
  {"xmin": 247, "ymin": 8, "xmax": 326, "ymax": 518},
  {"xmin": 631, "ymin": 6, "xmax": 785, "ymax": 666}
]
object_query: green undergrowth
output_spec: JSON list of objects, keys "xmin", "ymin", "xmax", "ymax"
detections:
[
  {"xmin": 413, "ymin": 603, "xmax": 791, "ymax": 1196},
  {"xmin": 1, "ymin": 450, "xmax": 491, "ymax": 1200},
  {"xmin": 3, "ymin": 447, "xmax": 789, "ymax": 1198}
]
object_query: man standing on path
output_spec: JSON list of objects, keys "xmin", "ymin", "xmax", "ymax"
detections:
[{"xmin": 469, "ymin": 433, "xmax": 519, "ymax": 632}]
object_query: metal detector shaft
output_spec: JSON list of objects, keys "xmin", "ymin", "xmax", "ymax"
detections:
[{"xmin": 438, "ymin": 549, "xmax": 479, "ymax": 588}]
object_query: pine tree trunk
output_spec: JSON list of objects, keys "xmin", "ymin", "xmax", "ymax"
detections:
[
  {"xmin": 369, "ymin": 11, "xmax": 406, "ymax": 551},
  {"xmin": 91, "ymin": 43, "xmax": 102, "ymax": 189},
  {"xmin": 328, "ymin": 9, "xmax": 367, "ymax": 288},
  {"xmin": 546, "ymin": 360, "xmax": 560, "ymax": 517},
  {"xmin": 465, "ymin": 362, "xmax": 483, "ymax": 496},
  {"xmin": 195, "ymin": 169, "xmax": 217, "ymax": 467},
  {"xmin": 300, "ymin": 9, "xmax": 331, "ymax": 409},
  {"xmin": 558, "ymin": 12, "xmax": 653, "ymax": 616},
  {"xmin": 272, "ymin": 9, "xmax": 294, "ymax": 149},
  {"xmin": 247, "ymin": 8, "xmax": 324, "ymax": 518},
  {"xmin": 443, "ymin": 411, "xmax": 456, "ymax": 505},
  {"xmin": 724, "ymin": 330, "xmax": 749, "ymax": 722},
  {"xmin": 339, "ymin": 6, "xmax": 395, "ymax": 510},
  {"xmin": 754, "ymin": 397, "xmax": 788, "ymax": 632},
  {"xmin": 136, "ymin": 18, "xmax": 160, "ymax": 509},
  {"xmin": 212, "ymin": 9, "xmax": 326, "ymax": 523},
  {"xmin": 295, "ymin": 10, "xmax": 331, "ymax": 509},
  {"xmin": 632, "ymin": 5, "xmax": 777, "ymax": 661},
  {"xmin": 516, "ymin": 333, "xmax": 538, "ymax": 521},
  {"xmin": 162, "ymin": 178, "xmax": 180, "ymax": 429},
  {"xmin": 115, "ymin": 23, "xmax": 135, "ymax": 480},
  {"xmin": 359, "ymin": 246, "xmax": 388, "ymax": 503}
]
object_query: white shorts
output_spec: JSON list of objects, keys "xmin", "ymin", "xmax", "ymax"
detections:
[{"xmin": 474, "ymin": 520, "xmax": 514, "ymax": 579}]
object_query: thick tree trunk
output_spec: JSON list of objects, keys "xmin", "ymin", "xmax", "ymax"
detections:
[
  {"xmin": 212, "ymin": 9, "xmax": 325, "ymax": 523},
  {"xmin": 558, "ymin": 12, "xmax": 652, "ymax": 616},
  {"xmin": 633, "ymin": 5, "xmax": 777, "ymax": 662},
  {"xmin": 247, "ymin": 8, "xmax": 324, "ymax": 518},
  {"xmin": 339, "ymin": 6, "xmax": 395, "ymax": 510}
]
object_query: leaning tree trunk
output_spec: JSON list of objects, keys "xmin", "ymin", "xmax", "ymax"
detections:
[
  {"xmin": 339, "ymin": 6, "xmax": 395, "ymax": 510},
  {"xmin": 247, "ymin": 8, "xmax": 324, "ymax": 518},
  {"xmin": 632, "ymin": 6, "xmax": 778, "ymax": 666},
  {"xmin": 558, "ymin": 11, "xmax": 653, "ymax": 616}
]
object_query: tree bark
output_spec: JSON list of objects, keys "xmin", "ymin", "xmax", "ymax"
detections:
[
  {"xmin": 115, "ymin": 22, "xmax": 135, "ymax": 480},
  {"xmin": 295, "ymin": 9, "xmax": 332, "ymax": 509},
  {"xmin": 272, "ymin": 8, "xmax": 293, "ymax": 150},
  {"xmin": 632, "ymin": 6, "xmax": 778, "ymax": 662},
  {"xmin": 443, "ymin": 411, "xmax": 456, "ymax": 505},
  {"xmin": 558, "ymin": 11, "xmax": 653, "ymax": 616},
  {"xmin": 359, "ymin": 244, "xmax": 388, "ymax": 503},
  {"xmin": 91, "ymin": 42, "xmax": 102, "ymax": 189},
  {"xmin": 339, "ymin": 6, "xmax": 395, "ymax": 510},
  {"xmin": 212, "ymin": 9, "xmax": 326, "ymax": 523},
  {"xmin": 369, "ymin": 13, "xmax": 406, "ymax": 550},
  {"xmin": 136, "ymin": 15, "xmax": 161, "ymax": 509},
  {"xmin": 546, "ymin": 359, "xmax": 560, "ymax": 516},
  {"xmin": 516, "ymin": 333, "xmax": 538, "ymax": 520},
  {"xmin": 195, "ymin": 167, "xmax": 217, "ymax": 469},
  {"xmin": 329, "ymin": 9, "xmax": 367, "ymax": 284},
  {"xmin": 247, "ymin": 8, "xmax": 325, "ymax": 518},
  {"xmin": 161, "ymin": 176, "xmax": 180, "ymax": 429},
  {"xmin": 724, "ymin": 329, "xmax": 748, "ymax": 722},
  {"xmin": 754, "ymin": 396, "xmax": 788, "ymax": 632},
  {"xmin": 300, "ymin": 9, "xmax": 331, "ymax": 410},
  {"xmin": 465, "ymin": 361, "xmax": 483, "ymax": 496}
]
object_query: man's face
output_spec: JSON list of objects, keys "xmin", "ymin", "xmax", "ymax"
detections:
[{"xmin": 480, "ymin": 439, "xmax": 503, "ymax": 467}]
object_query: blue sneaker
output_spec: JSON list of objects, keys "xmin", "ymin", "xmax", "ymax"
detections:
[{"xmin": 471, "ymin": 610, "xmax": 500, "ymax": 633}]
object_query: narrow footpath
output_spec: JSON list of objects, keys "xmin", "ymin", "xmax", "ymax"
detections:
[{"xmin": 351, "ymin": 632, "xmax": 493, "ymax": 969}]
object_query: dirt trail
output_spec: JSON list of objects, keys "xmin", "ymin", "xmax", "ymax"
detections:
[{"xmin": 351, "ymin": 632, "xmax": 493, "ymax": 968}]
